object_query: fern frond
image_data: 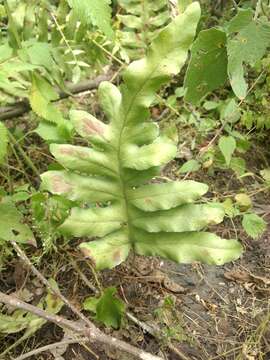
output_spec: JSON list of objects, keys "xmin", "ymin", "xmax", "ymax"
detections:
[
  {"xmin": 117, "ymin": 0, "xmax": 170, "ymax": 60},
  {"xmin": 42, "ymin": 3, "xmax": 243, "ymax": 270},
  {"xmin": 67, "ymin": 0, "xmax": 114, "ymax": 39}
]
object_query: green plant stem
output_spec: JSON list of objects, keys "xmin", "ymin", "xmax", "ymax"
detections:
[
  {"xmin": 8, "ymin": 130, "xmax": 40, "ymax": 179},
  {"xmin": 91, "ymin": 38, "xmax": 124, "ymax": 65},
  {"xmin": 3, "ymin": 0, "xmax": 22, "ymax": 49}
]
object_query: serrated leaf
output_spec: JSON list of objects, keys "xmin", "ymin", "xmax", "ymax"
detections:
[
  {"xmin": 184, "ymin": 28, "xmax": 228, "ymax": 104},
  {"xmin": 67, "ymin": 0, "xmax": 114, "ymax": 39},
  {"xmin": 0, "ymin": 122, "xmax": 8, "ymax": 164},
  {"xmin": 218, "ymin": 136, "xmax": 236, "ymax": 166},
  {"xmin": 83, "ymin": 287, "xmax": 125, "ymax": 329},
  {"xmin": 242, "ymin": 213, "xmax": 266, "ymax": 239},
  {"xmin": 29, "ymin": 73, "xmax": 65, "ymax": 124}
]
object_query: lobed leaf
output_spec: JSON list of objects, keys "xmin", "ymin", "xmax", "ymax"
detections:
[
  {"xmin": 42, "ymin": 3, "xmax": 243, "ymax": 270},
  {"xmin": 127, "ymin": 181, "xmax": 208, "ymax": 212}
]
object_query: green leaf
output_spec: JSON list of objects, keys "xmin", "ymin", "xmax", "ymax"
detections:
[
  {"xmin": 230, "ymin": 157, "xmax": 246, "ymax": 176},
  {"xmin": 121, "ymin": 2, "xmax": 201, "ymax": 125},
  {"xmin": 242, "ymin": 213, "xmax": 267, "ymax": 239},
  {"xmin": 0, "ymin": 122, "xmax": 8, "ymax": 164},
  {"xmin": 178, "ymin": 159, "xmax": 200, "ymax": 173},
  {"xmin": 134, "ymin": 230, "xmax": 243, "ymax": 266},
  {"xmin": 178, "ymin": 0, "xmax": 193, "ymax": 13},
  {"xmin": 184, "ymin": 28, "xmax": 228, "ymax": 104},
  {"xmin": 0, "ymin": 202, "xmax": 35, "ymax": 246},
  {"xmin": 235, "ymin": 193, "xmax": 252, "ymax": 211},
  {"xmin": 80, "ymin": 230, "xmax": 130, "ymax": 270},
  {"xmin": 42, "ymin": 3, "xmax": 242, "ymax": 270},
  {"xmin": 227, "ymin": 8, "xmax": 253, "ymax": 34},
  {"xmin": 83, "ymin": 287, "xmax": 126, "ymax": 329},
  {"xmin": 218, "ymin": 136, "xmax": 236, "ymax": 166},
  {"xmin": 127, "ymin": 180, "xmax": 208, "ymax": 211},
  {"xmin": 132, "ymin": 204, "xmax": 225, "ymax": 232},
  {"xmin": 29, "ymin": 74, "xmax": 65, "ymax": 124},
  {"xmin": 227, "ymin": 21, "xmax": 270, "ymax": 99},
  {"xmin": 67, "ymin": 0, "xmax": 114, "ymax": 39}
]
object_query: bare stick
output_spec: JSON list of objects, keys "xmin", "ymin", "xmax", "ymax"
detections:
[
  {"xmin": 0, "ymin": 74, "xmax": 111, "ymax": 121},
  {"xmin": 8, "ymin": 241, "xmax": 163, "ymax": 360},
  {"xmin": 13, "ymin": 338, "xmax": 88, "ymax": 360},
  {"xmin": 11, "ymin": 240, "xmax": 95, "ymax": 331}
]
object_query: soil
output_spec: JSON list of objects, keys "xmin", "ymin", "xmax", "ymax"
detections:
[{"xmin": 1, "ymin": 95, "xmax": 270, "ymax": 360}]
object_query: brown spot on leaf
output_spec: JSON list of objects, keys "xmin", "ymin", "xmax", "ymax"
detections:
[
  {"xmin": 80, "ymin": 247, "xmax": 96, "ymax": 266},
  {"xmin": 83, "ymin": 118, "xmax": 105, "ymax": 136},
  {"xmin": 145, "ymin": 198, "xmax": 153, "ymax": 204},
  {"xmin": 75, "ymin": 150, "xmax": 89, "ymax": 159},
  {"xmin": 59, "ymin": 146, "xmax": 76, "ymax": 156},
  {"xmin": 113, "ymin": 250, "xmax": 121, "ymax": 264},
  {"xmin": 52, "ymin": 175, "xmax": 73, "ymax": 193}
]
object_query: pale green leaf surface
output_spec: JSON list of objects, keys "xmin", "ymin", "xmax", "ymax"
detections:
[
  {"xmin": 70, "ymin": 110, "xmax": 110, "ymax": 146},
  {"xmin": 117, "ymin": 14, "xmax": 142, "ymax": 29},
  {"xmin": 41, "ymin": 171, "xmax": 119, "ymax": 202},
  {"xmin": 80, "ymin": 230, "xmax": 130, "ymax": 270},
  {"xmin": 134, "ymin": 230, "xmax": 243, "ymax": 266},
  {"xmin": 122, "ymin": 137, "xmax": 177, "ymax": 170},
  {"xmin": 132, "ymin": 204, "xmax": 224, "ymax": 232},
  {"xmin": 49, "ymin": 144, "xmax": 117, "ymax": 178},
  {"xmin": 122, "ymin": 122, "xmax": 159, "ymax": 146},
  {"xmin": 128, "ymin": 180, "xmax": 208, "ymax": 211},
  {"xmin": 60, "ymin": 205, "xmax": 124, "ymax": 237},
  {"xmin": 98, "ymin": 82, "xmax": 122, "ymax": 123}
]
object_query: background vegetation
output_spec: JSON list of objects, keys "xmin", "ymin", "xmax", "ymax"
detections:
[{"xmin": 0, "ymin": 1, "xmax": 269, "ymax": 359}]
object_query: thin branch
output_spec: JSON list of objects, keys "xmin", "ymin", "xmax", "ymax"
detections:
[
  {"xmin": 13, "ymin": 338, "xmax": 88, "ymax": 360},
  {"xmin": 0, "ymin": 74, "xmax": 111, "ymax": 121},
  {"xmin": 8, "ymin": 241, "xmax": 163, "ymax": 360}
]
